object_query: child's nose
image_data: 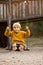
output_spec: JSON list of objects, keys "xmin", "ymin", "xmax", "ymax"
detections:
[{"xmin": 16, "ymin": 28, "xmax": 17, "ymax": 29}]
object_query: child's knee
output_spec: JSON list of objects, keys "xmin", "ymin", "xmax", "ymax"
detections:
[
  {"xmin": 12, "ymin": 44, "xmax": 17, "ymax": 51},
  {"xmin": 20, "ymin": 45, "xmax": 24, "ymax": 48},
  {"xmin": 19, "ymin": 45, "xmax": 24, "ymax": 51}
]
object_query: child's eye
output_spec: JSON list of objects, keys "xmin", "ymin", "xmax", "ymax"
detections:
[{"xmin": 14, "ymin": 27, "xmax": 16, "ymax": 28}]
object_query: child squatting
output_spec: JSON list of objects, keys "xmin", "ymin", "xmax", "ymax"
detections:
[{"xmin": 4, "ymin": 22, "xmax": 30, "ymax": 51}]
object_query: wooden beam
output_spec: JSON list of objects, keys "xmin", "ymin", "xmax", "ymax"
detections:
[
  {"xmin": 0, "ymin": 15, "xmax": 43, "ymax": 22},
  {"xmin": 12, "ymin": 15, "xmax": 43, "ymax": 21}
]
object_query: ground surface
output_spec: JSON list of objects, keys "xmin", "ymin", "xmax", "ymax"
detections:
[
  {"xmin": 0, "ymin": 38, "xmax": 43, "ymax": 65},
  {"xmin": 0, "ymin": 47, "xmax": 43, "ymax": 65}
]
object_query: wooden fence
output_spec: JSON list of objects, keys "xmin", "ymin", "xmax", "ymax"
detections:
[{"xmin": 0, "ymin": 0, "xmax": 43, "ymax": 20}]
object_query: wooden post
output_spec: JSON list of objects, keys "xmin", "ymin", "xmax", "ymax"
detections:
[
  {"xmin": 8, "ymin": 0, "xmax": 11, "ymax": 30},
  {"xmin": 7, "ymin": 0, "xmax": 12, "ymax": 50}
]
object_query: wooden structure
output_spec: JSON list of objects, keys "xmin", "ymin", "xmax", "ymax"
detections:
[
  {"xmin": 0, "ymin": 0, "xmax": 43, "ymax": 48},
  {"xmin": 0, "ymin": 0, "xmax": 43, "ymax": 22}
]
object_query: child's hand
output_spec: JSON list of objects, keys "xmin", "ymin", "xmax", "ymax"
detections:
[
  {"xmin": 6, "ymin": 26, "xmax": 10, "ymax": 31},
  {"xmin": 26, "ymin": 26, "xmax": 29, "ymax": 30}
]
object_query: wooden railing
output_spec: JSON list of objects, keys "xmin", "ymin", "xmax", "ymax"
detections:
[{"xmin": 0, "ymin": 0, "xmax": 43, "ymax": 21}]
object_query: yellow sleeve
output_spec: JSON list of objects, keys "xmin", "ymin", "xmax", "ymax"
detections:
[
  {"xmin": 23, "ymin": 30, "xmax": 30, "ymax": 38},
  {"xmin": 4, "ymin": 28, "xmax": 12, "ymax": 37}
]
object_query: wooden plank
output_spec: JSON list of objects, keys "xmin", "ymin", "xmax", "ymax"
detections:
[
  {"xmin": 35, "ymin": 0, "xmax": 39, "ymax": 15},
  {"xmin": 17, "ymin": 3, "xmax": 20, "ymax": 18},
  {"xmin": 25, "ymin": 2, "xmax": 29, "ymax": 17},
  {"xmin": 34, "ymin": 0, "xmax": 37, "ymax": 15},
  {"xmin": 41, "ymin": 0, "xmax": 43, "ymax": 14},
  {"xmin": 20, "ymin": 2, "xmax": 23, "ymax": 18},
  {"xmin": 12, "ymin": 4, "xmax": 16, "ymax": 18},
  {"xmin": 4, "ymin": 4, "xmax": 6, "ymax": 19},
  {"xmin": 19, "ymin": 3, "xmax": 22, "ymax": 17},
  {"xmin": 7, "ymin": 4, "xmax": 9, "ymax": 19},
  {"xmin": 6, "ymin": 4, "xmax": 7, "ymax": 19},
  {"xmin": 1, "ymin": 4, "xmax": 3, "ymax": 19},
  {"xmin": 28, "ymin": 1, "xmax": 32, "ymax": 15},
  {"xmin": 38, "ymin": 0, "xmax": 42, "ymax": 15},
  {"xmin": 31, "ymin": 0, "xmax": 35, "ymax": 15},
  {"xmin": 11, "ymin": 3, "xmax": 13, "ymax": 18},
  {"xmin": 0, "ymin": 4, "xmax": 1, "ymax": 19},
  {"xmin": 15, "ymin": 3, "xmax": 18, "ymax": 18},
  {"xmin": 23, "ymin": 2, "xmax": 26, "ymax": 17}
]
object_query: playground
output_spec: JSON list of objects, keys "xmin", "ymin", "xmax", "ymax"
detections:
[
  {"xmin": 0, "ymin": 37, "xmax": 43, "ymax": 65},
  {"xmin": 0, "ymin": 0, "xmax": 43, "ymax": 65}
]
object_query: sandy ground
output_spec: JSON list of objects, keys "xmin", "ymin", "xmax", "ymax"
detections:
[{"xmin": 0, "ymin": 47, "xmax": 43, "ymax": 65}]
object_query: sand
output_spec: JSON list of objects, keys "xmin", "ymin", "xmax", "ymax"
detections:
[{"xmin": 0, "ymin": 47, "xmax": 43, "ymax": 65}]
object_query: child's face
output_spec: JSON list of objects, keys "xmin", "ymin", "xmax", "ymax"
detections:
[{"xmin": 13, "ymin": 25, "xmax": 21, "ymax": 33}]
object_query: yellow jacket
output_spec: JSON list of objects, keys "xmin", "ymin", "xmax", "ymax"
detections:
[{"xmin": 4, "ymin": 29, "xmax": 30, "ymax": 48}]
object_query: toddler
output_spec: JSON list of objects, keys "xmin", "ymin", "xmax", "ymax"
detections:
[{"xmin": 4, "ymin": 22, "xmax": 30, "ymax": 51}]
